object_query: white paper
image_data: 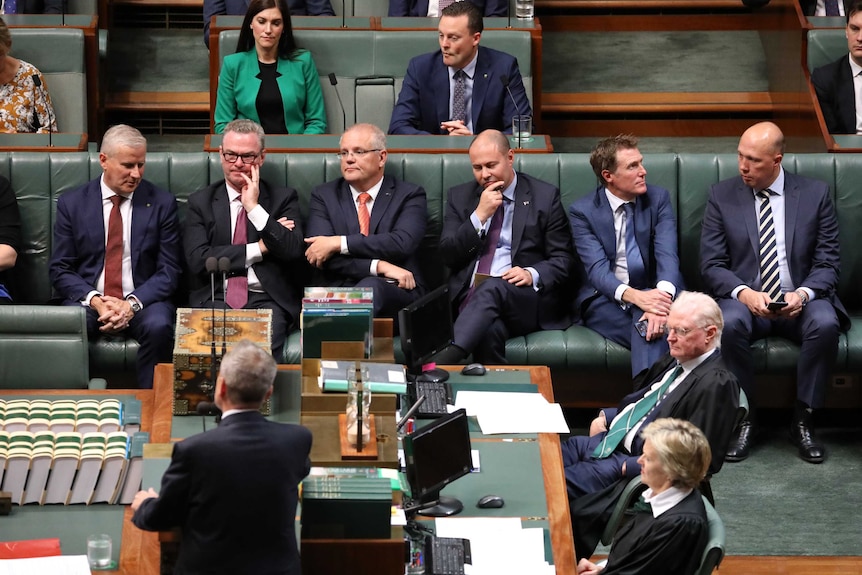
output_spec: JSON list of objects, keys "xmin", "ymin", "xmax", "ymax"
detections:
[
  {"xmin": 0, "ymin": 555, "xmax": 92, "ymax": 575},
  {"xmin": 435, "ymin": 517, "xmax": 553, "ymax": 575},
  {"xmin": 453, "ymin": 391, "xmax": 569, "ymax": 434}
]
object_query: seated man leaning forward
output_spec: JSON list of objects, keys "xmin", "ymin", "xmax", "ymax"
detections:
[
  {"xmin": 388, "ymin": 1, "xmax": 531, "ymax": 136},
  {"xmin": 49, "ymin": 124, "xmax": 182, "ymax": 390},
  {"xmin": 131, "ymin": 339, "xmax": 313, "ymax": 575},
  {"xmin": 577, "ymin": 418, "xmax": 712, "ymax": 575},
  {"xmin": 434, "ymin": 129, "xmax": 574, "ymax": 365},
  {"xmin": 304, "ymin": 123, "xmax": 427, "ymax": 319},
  {"xmin": 560, "ymin": 291, "xmax": 739, "ymax": 500},
  {"xmin": 569, "ymin": 134, "xmax": 683, "ymax": 377}
]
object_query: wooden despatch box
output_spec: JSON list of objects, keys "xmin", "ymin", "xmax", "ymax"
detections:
[{"xmin": 172, "ymin": 308, "xmax": 272, "ymax": 415}]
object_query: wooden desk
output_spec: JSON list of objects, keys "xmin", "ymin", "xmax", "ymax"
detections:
[
  {"xmin": 0, "ymin": 133, "xmax": 88, "ymax": 152},
  {"xmin": 204, "ymin": 133, "xmax": 553, "ymax": 153}
]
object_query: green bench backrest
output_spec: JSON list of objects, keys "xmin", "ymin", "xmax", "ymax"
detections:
[{"xmin": 807, "ymin": 28, "xmax": 847, "ymax": 72}]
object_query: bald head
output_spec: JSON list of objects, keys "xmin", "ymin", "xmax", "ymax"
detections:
[
  {"xmin": 469, "ymin": 130, "xmax": 515, "ymax": 190},
  {"xmin": 740, "ymin": 122, "xmax": 785, "ymax": 156},
  {"xmin": 737, "ymin": 122, "xmax": 784, "ymax": 192}
]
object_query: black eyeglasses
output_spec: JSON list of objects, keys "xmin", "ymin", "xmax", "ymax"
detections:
[
  {"xmin": 222, "ymin": 151, "xmax": 259, "ymax": 164},
  {"xmin": 336, "ymin": 149, "xmax": 382, "ymax": 159}
]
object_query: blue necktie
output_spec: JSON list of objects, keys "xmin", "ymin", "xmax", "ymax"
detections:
[
  {"xmin": 4, "ymin": 0, "xmax": 17, "ymax": 13},
  {"xmin": 824, "ymin": 0, "xmax": 840, "ymax": 15},
  {"xmin": 623, "ymin": 202, "xmax": 647, "ymax": 288}
]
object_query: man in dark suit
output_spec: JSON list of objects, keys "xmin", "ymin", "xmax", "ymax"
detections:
[
  {"xmin": 811, "ymin": 2, "xmax": 862, "ymax": 134},
  {"xmin": 569, "ymin": 135, "xmax": 684, "ymax": 376},
  {"xmin": 434, "ymin": 129, "xmax": 573, "ymax": 364},
  {"xmin": 49, "ymin": 125, "xmax": 182, "ymax": 389},
  {"xmin": 304, "ymin": 123, "xmax": 427, "ymax": 318},
  {"xmin": 700, "ymin": 121, "xmax": 847, "ymax": 463},
  {"xmin": 388, "ymin": 0, "xmax": 507, "ymax": 18},
  {"xmin": 560, "ymin": 291, "xmax": 739, "ymax": 500},
  {"xmin": 131, "ymin": 339, "xmax": 312, "ymax": 575},
  {"xmin": 388, "ymin": 1, "xmax": 531, "ymax": 136},
  {"xmin": 202, "ymin": 0, "xmax": 334, "ymax": 48},
  {"xmin": 800, "ymin": 0, "xmax": 852, "ymax": 16},
  {"xmin": 184, "ymin": 119, "xmax": 305, "ymax": 359}
]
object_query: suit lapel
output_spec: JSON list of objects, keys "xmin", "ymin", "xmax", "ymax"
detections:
[
  {"xmin": 840, "ymin": 60, "xmax": 856, "ymax": 132},
  {"xmin": 471, "ymin": 49, "xmax": 490, "ymax": 129},
  {"xmin": 214, "ymin": 183, "xmax": 233, "ymax": 245},
  {"xmin": 130, "ymin": 184, "xmax": 155, "ymax": 271},
  {"xmin": 634, "ymin": 195, "xmax": 653, "ymax": 267},
  {"xmin": 434, "ymin": 57, "xmax": 450, "ymax": 132},
  {"xmin": 736, "ymin": 181, "xmax": 760, "ymax": 259},
  {"xmin": 592, "ymin": 188, "xmax": 618, "ymax": 264},
  {"xmin": 370, "ymin": 176, "xmax": 395, "ymax": 234},
  {"xmin": 783, "ymin": 173, "xmax": 800, "ymax": 258},
  {"xmin": 85, "ymin": 181, "xmax": 106, "ymax": 257},
  {"xmin": 339, "ymin": 180, "xmax": 361, "ymax": 235},
  {"xmin": 510, "ymin": 174, "xmax": 530, "ymax": 257}
]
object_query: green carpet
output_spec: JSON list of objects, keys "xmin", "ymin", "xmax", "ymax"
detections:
[
  {"xmin": 107, "ymin": 29, "xmax": 210, "ymax": 93},
  {"xmin": 543, "ymin": 31, "xmax": 769, "ymax": 93}
]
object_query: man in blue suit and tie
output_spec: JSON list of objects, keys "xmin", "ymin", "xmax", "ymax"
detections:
[
  {"xmin": 700, "ymin": 121, "xmax": 848, "ymax": 463},
  {"xmin": 49, "ymin": 125, "xmax": 182, "ymax": 389},
  {"xmin": 569, "ymin": 135, "xmax": 684, "ymax": 376},
  {"xmin": 811, "ymin": 2, "xmax": 862, "ymax": 134},
  {"xmin": 388, "ymin": 1, "xmax": 531, "ymax": 136},
  {"xmin": 304, "ymin": 123, "xmax": 427, "ymax": 318}
]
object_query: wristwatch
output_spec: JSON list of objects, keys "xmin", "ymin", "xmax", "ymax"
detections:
[
  {"xmin": 127, "ymin": 298, "xmax": 142, "ymax": 313},
  {"xmin": 795, "ymin": 289, "xmax": 809, "ymax": 306}
]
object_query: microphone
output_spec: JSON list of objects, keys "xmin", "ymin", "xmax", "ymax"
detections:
[
  {"xmin": 507, "ymin": 0, "xmax": 512, "ymax": 28},
  {"xmin": 218, "ymin": 257, "xmax": 231, "ymax": 358},
  {"xmin": 32, "ymin": 75, "xmax": 54, "ymax": 148},
  {"xmin": 500, "ymin": 75, "xmax": 521, "ymax": 149},
  {"xmin": 196, "ymin": 401, "xmax": 222, "ymax": 427},
  {"xmin": 205, "ymin": 256, "xmax": 219, "ymax": 397},
  {"xmin": 328, "ymin": 73, "xmax": 348, "ymax": 133},
  {"xmin": 341, "ymin": 0, "xmax": 346, "ymax": 28}
]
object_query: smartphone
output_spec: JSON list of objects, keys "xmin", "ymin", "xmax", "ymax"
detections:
[
  {"xmin": 635, "ymin": 319, "xmax": 664, "ymax": 338},
  {"xmin": 767, "ymin": 301, "xmax": 788, "ymax": 311}
]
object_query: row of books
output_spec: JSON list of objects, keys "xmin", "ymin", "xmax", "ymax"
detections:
[
  {"xmin": 0, "ymin": 398, "xmax": 141, "ymax": 435},
  {"xmin": 318, "ymin": 360, "xmax": 407, "ymax": 394},
  {"xmin": 0, "ymin": 429, "xmax": 149, "ymax": 506},
  {"xmin": 300, "ymin": 287, "xmax": 374, "ymax": 359},
  {"xmin": 301, "ymin": 475, "xmax": 393, "ymax": 540}
]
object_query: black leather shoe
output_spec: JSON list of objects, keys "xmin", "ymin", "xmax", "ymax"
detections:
[
  {"xmin": 790, "ymin": 420, "xmax": 825, "ymax": 463},
  {"xmin": 725, "ymin": 420, "xmax": 754, "ymax": 462}
]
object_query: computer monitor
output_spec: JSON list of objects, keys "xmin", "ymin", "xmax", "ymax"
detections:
[
  {"xmin": 398, "ymin": 285, "xmax": 454, "ymax": 383},
  {"xmin": 402, "ymin": 408, "xmax": 473, "ymax": 517}
]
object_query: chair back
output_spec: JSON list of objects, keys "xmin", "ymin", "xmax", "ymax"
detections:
[{"xmin": 696, "ymin": 496, "xmax": 726, "ymax": 575}]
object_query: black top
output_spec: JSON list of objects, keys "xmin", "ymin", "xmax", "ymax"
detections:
[
  {"xmin": 0, "ymin": 175, "xmax": 21, "ymax": 300},
  {"xmin": 256, "ymin": 60, "xmax": 289, "ymax": 135}
]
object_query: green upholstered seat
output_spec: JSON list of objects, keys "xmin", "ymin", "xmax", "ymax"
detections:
[{"xmin": 807, "ymin": 28, "xmax": 847, "ymax": 72}]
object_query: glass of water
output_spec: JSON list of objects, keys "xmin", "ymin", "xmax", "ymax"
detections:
[
  {"xmin": 512, "ymin": 115, "xmax": 533, "ymax": 146},
  {"xmin": 516, "ymin": 0, "xmax": 534, "ymax": 19},
  {"xmin": 87, "ymin": 533, "xmax": 114, "ymax": 570}
]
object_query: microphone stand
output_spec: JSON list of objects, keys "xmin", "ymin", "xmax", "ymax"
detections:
[
  {"xmin": 328, "ymin": 73, "xmax": 348, "ymax": 133},
  {"xmin": 205, "ymin": 257, "xmax": 218, "ymax": 403},
  {"xmin": 500, "ymin": 75, "xmax": 522, "ymax": 149},
  {"xmin": 218, "ymin": 257, "xmax": 230, "ymax": 359}
]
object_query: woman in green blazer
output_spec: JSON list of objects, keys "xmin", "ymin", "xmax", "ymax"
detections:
[{"xmin": 214, "ymin": 0, "xmax": 327, "ymax": 134}]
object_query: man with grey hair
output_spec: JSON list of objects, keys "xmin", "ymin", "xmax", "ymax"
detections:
[
  {"xmin": 131, "ymin": 339, "xmax": 312, "ymax": 575},
  {"xmin": 304, "ymin": 123, "xmax": 427, "ymax": 318},
  {"xmin": 49, "ymin": 124, "xmax": 182, "ymax": 389},
  {"xmin": 560, "ymin": 291, "xmax": 739, "ymax": 500},
  {"xmin": 185, "ymin": 119, "xmax": 305, "ymax": 359}
]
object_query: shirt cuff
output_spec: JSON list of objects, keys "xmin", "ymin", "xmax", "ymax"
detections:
[
  {"xmin": 126, "ymin": 294, "xmax": 143, "ymax": 310},
  {"xmin": 370, "ymin": 259, "xmax": 380, "ymax": 275},
  {"xmin": 340, "ymin": 236, "xmax": 349, "ymax": 255},
  {"xmin": 246, "ymin": 242, "xmax": 262, "ymax": 265},
  {"xmin": 731, "ymin": 285, "xmax": 748, "ymax": 300},
  {"xmin": 798, "ymin": 286, "xmax": 815, "ymax": 302},
  {"xmin": 247, "ymin": 204, "xmax": 268, "ymax": 231},
  {"xmin": 614, "ymin": 283, "xmax": 629, "ymax": 305},
  {"xmin": 656, "ymin": 280, "xmax": 676, "ymax": 299},
  {"xmin": 525, "ymin": 266, "xmax": 540, "ymax": 292},
  {"xmin": 470, "ymin": 212, "xmax": 489, "ymax": 233},
  {"xmin": 83, "ymin": 290, "xmax": 100, "ymax": 306}
]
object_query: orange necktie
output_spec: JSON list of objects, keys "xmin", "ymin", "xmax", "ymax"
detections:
[{"xmin": 358, "ymin": 192, "xmax": 371, "ymax": 236}]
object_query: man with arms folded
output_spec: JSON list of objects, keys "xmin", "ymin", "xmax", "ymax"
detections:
[
  {"xmin": 49, "ymin": 125, "xmax": 182, "ymax": 389},
  {"xmin": 433, "ymin": 129, "xmax": 573, "ymax": 364},
  {"xmin": 132, "ymin": 339, "xmax": 312, "ymax": 575},
  {"xmin": 389, "ymin": 1, "xmax": 530, "ymax": 136},
  {"xmin": 811, "ymin": 1, "xmax": 862, "ymax": 134},
  {"xmin": 569, "ymin": 134, "xmax": 683, "ymax": 377},
  {"xmin": 184, "ymin": 119, "xmax": 305, "ymax": 360},
  {"xmin": 304, "ymin": 123, "xmax": 427, "ymax": 318},
  {"xmin": 700, "ymin": 121, "xmax": 847, "ymax": 464}
]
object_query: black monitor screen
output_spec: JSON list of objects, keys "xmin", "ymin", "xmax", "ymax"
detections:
[
  {"xmin": 403, "ymin": 408, "xmax": 472, "ymax": 513},
  {"xmin": 398, "ymin": 285, "xmax": 453, "ymax": 373}
]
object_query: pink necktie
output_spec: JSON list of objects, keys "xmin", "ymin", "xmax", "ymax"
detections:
[
  {"xmin": 358, "ymin": 192, "xmax": 371, "ymax": 236},
  {"xmin": 226, "ymin": 204, "xmax": 248, "ymax": 309}
]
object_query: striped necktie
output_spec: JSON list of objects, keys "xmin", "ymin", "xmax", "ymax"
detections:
[
  {"xmin": 592, "ymin": 364, "xmax": 683, "ymax": 459},
  {"xmin": 757, "ymin": 189, "xmax": 782, "ymax": 301}
]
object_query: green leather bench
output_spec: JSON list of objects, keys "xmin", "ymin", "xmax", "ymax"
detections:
[
  {"xmin": 2, "ymin": 151, "xmax": 860, "ymax": 407},
  {"xmin": 807, "ymin": 28, "xmax": 847, "ymax": 72},
  {"xmin": 214, "ymin": 28, "xmax": 533, "ymax": 134},
  {"xmin": 8, "ymin": 28, "xmax": 87, "ymax": 135}
]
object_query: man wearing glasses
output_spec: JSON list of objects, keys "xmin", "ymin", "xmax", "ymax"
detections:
[
  {"xmin": 304, "ymin": 123, "xmax": 427, "ymax": 318},
  {"xmin": 559, "ymin": 291, "xmax": 739, "ymax": 503},
  {"xmin": 184, "ymin": 119, "xmax": 306, "ymax": 359}
]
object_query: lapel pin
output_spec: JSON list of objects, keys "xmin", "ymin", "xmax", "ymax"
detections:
[
  {"xmin": 523, "ymin": 200, "xmax": 530, "ymax": 206},
  {"xmin": 483, "ymin": 73, "xmax": 488, "ymax": 78},
  {"xmin": 147, "ymin": 203, "xmax": 151, "ymax": 207}
]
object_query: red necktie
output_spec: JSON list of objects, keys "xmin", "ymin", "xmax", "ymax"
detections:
[
  {"xmin": 104, "ymin": 195, "xmax": 125, "ymax": 298},
  {"xmin": 358, "ymin": 192, "xmax": 371, "ymax": 236},
  {"xmin": 226, "ymin": 204, "xmax": 248, "ymax": 309}
]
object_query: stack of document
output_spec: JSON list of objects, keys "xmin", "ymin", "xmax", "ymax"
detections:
[
  {"xmin": 435, "ymin": 517, "xmax": 556, "ymax": 574},
  {"xmin": 453, "ymin": 392, "xmax": 569, "ymax": 434}
]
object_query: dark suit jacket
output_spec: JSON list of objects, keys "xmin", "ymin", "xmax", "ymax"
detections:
[
  {"xmin": 439, "ymin": 171, "xmax": 574, "ymax": 329},
  {"xmin": 800, "ymin": 0, "xmax": 852, "ymax": 15},
  {"xmin": 21, "ymin": 0, "xmax": 63, "ymax": 13},
  {"xmin": 388, "ymin": 0, "xmax": 507, "ymax": 16},
  {"xmin": 700, "ymin": 171, "xmax": 849, "ymax": 329},
  {"xmin": 605, "ymin": 352, "xmax": 739, "ymax": 478},
  {"xmin": 132, "ymin": 411, "xmax": 313, "ymax": 575},
  {"xmin": 203, "ymin": 0, "xmax": 335, "ymax": 47},
  {"xmin": 184, "ymin": 179, "xmax": 306, "ymax": 321},
  {"xmin": 388, "ymin": 45, "xmax": 531, "ymax": 135},
  {"xmin": 49, "ymin": 178, "xmax": 182, "ymax": 306},
  {"xmin": 568, "ymin": 184, "xmax": 683, "ymax": 318},
  {"xmin": 305, "ymin": 175, "xmax": 428, "ymax": 288},
  {"xmin": 812, "ymin": 54, "xmax": 857, "ymax": 135},
  {"xmin": 602, "ymin": 489, "xmax": 707, "ymax": 575}
]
